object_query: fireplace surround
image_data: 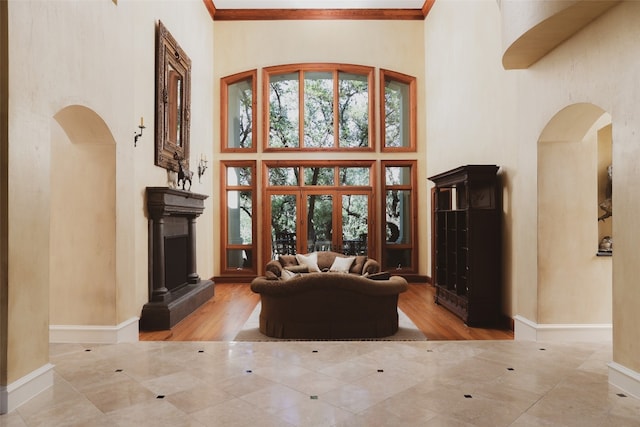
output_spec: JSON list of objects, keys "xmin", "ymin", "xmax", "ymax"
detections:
[{"xmin": 140, "ymin": 187, "xmax": 214, "ymax": 331}]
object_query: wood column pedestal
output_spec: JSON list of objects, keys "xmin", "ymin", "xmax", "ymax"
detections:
[{"xmin": 140, "ymin": 187, "xmax": 214, "ymax": 331}]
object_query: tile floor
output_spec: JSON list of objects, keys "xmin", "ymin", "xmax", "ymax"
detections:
[{"xmin": 1, "ymin": 340, "xmax": 639, "ymax": 426}]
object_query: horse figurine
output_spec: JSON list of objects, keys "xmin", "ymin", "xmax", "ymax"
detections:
[{"xmin": 173, "ymin": 152, "xmax": 193, "ymax": 191}]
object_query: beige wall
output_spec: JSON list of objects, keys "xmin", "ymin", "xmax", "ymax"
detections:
[
  {"xmin": 4, "ymin": 0, "xmax": 214, "ymax": 389},
  {"xmin": 213, "ymin": 20, "xmax": 427, "ymax": 275},
  {"xmin": 426, "ymin": 0, "xmax": 639, "ymax": 374},
  {"xmin": 424, "ymin": 1, "xmax": 518, "ymax": 317},
  {"xmin": 538, "ymin": 118, "xmax": 612, "ymax": 324},
  {"xmin": 50, "ymin": 108, "xmax": 117, "ymax": 325},
  {"xmin": 3, "ymin": 0, "xmax": 640, "ymax": 405}
]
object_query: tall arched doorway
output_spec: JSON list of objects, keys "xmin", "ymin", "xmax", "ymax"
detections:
[
  {"xmin": 536, "ymin": 103, "xmax": 612, "ymax": 340},
  {"xmin": 49, "ymin": 105, "xmax": 117, "ymax": 332}
]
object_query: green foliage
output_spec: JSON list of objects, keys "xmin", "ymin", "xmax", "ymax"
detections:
[
  {"xmin": 270, "ymin": 194, "xmax": 297, "ymax": 237},
  {"xmin": 269, "ymin": 77, "xmax": 300, "ymax": 148},
  {"xmin": 268, "ymin": 70, "xmax": 370, "ymax": 148},
  {"xmin": 339, "ymin": 77, "xmax": 369, "ymax": 148},
  {"xmin": 236, "ymin": 82, "xmax": 253, "ymax": 149},
  {"xmin": 304, "ymin": 74, "xmax": 334, "ymax": 148},
  {"xmin": 384, "ymin": 81, "xmax": 404, "ymax": 148}
]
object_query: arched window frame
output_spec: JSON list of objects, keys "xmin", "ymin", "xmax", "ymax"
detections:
[
  {"xmin": 218, "ymin": 64, "xmax": 420, "ymax": 279},
  {"xmin": 221, "ymin": 69, "xmax": 258, "ymax": 152},
  {"xmin": 380, "ymin": 69, "xmax": 417, "ymax": 152},
  {"xmin": 262, "ymin": 63, "xmax": 375, "ymax": 152}
]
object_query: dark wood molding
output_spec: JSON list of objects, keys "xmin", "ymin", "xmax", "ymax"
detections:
[
  {"xmin": 203, "ymin": 0, "xmax": 216, "ymax": 20},
  {"xmin": 205, "ymin": 0, "xmax": 436, "ymax": 21},
  {"xmin": 422, "ymin": 0, "xmax": 436, "ymax": 17},
  {"xmin": 213, "ymin": 8, "xmax": 425, "ymax": 21}
]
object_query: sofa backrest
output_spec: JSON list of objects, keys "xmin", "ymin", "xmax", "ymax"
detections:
[{"xmin": 271, "ymin": 251, "xmax": 374, "ymax": 276}]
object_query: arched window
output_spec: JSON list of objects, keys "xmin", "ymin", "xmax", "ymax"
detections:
[
  {"xmin": 220, "ymin": 64, "xmax": 419, "ymax": 277},
  {"xmin": 263, "ymin": 64, "xmax": 375, "ymax": 151}
]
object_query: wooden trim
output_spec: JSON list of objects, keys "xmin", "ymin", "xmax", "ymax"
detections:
[
  {"xmin": 206, "ymin": 1, "xmax": 437, "ymax": 21},
  {"xmin": 261, "ymin": 67, "xmax": 272, "ymax": 153},
  {"xmin": 422, "ymin": 0, "xmax": 436, "ymax": 18},
  {"xmin": 262, "ymin": 63, "xmax": 375, "ymax": 152},
  {"xmin": 213, "ymin": 8, "xmax": 426, "ymax": 21},
  {"xmin": 220, "ymin": 161, "xmax": 258, "ymax": 275},
  {"xmin": 381, "ymin": 160, "xmax": 418, "ymax": 272},
  {"xmin": 380, "ymin": 69, "xmax": 417, "ymax": 152},
  {"xmin": 202, "ymin": 0, "xmax": 216, "ymax": 20},
  {"xmin": 212, "ymin": 275, "xmax": 254, "ymax": 284},
  {"xmin": 220, "ymin": 70, "xmax": 257, "ymax": 153}
]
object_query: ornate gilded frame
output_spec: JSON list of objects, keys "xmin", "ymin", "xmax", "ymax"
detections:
[{"xmin": 155, "ymin": 21, "xmax": 191, "ymax": 171}]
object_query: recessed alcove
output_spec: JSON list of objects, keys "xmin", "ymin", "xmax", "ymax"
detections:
[{"xmin": 140, "ymin": 187, "xmax": 214, "ymax": 331}]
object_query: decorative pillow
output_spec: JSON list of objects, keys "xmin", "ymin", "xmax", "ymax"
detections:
[
  {"xmin": 279, "ymin": 255, "xmax": 298, "ymax": 267},
  {"xmin": 285, "ymin": 265, "xmax": 309, "ymax": 274},
  {"xmin": 280, "ymin": 269, "xmax": 297, "ymax": 281},
  {"xmin": 329, "ymin": 256, "xmax": 355, "ymax": 273},
  {"xmin": 295, "ymin": 252, "xmax": 321, "ymax": 272}
]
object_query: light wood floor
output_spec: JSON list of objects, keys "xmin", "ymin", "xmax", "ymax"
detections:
[{"xmin": 139, "ymin": 283, "xmax": 513, "ymax": 341}]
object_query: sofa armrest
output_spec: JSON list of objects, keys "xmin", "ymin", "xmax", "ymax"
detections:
[
  {"xmin": 362, "ymin": 259, "xmax": 380, "ymax": 275},
  {"xmin": 265, "ymin": 260, "xmax": 283, "ymax": 277}
]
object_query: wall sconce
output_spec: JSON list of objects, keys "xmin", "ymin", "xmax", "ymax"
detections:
[
  {"xmin": 134, "ymin": 116, "xmax": 145, "ymax": 147},
  {"xmin": 197, "ymin": 154, "xmax": 208, "ymax": 183}
]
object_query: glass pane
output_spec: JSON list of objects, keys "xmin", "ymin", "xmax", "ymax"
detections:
[
  {"xmin": 227, "ymin": 78, "xmax": 253, "ymax": 149},
  {"xmin": 271, "ymin": 194, "xmax": 297, "ymax": 257},
  {"xmin": 339, "ymin": 72, "xmax": 369, "ymax": 148},
  {"xmin": 269, "ymin": 72, "xmax": 299, "ymax": 148},
  {"xmin": 386, "ymin": 166, "xmax": 412, "ymax": 186},
  {"xmin": 268, "ymin": 167, "xmax": 299, "ymax": 186},
  {"xmin": 339, "ymin": 167, "xmax": 370, "ymax": 186},
  {"xmin": 227, "ymin": 190, "xmax": 252, "ymax": 244},
  {"xmin": 342, "ymin": 194, "xmax": 368, "ymax": 255},
  {"xmin": 304, "ymin": 167, "xmax": 334, "ymax": 186},
  {"xmin": 307, "ymin": 194, "xmax": 333, "ymax": 252},
  {"xmin": 167, "ymin": 64, "xmax": 182, "ymax": 146},
  {"xmin": 227, "ymin": 249, "xmax": 252, "ymax": 269},
  {"xmin": 386, "ymin": 190, "xmax": 411, "ymax": 244},
  {"xmin": 304, "ymin": 71, "xmax": 334, "ymax": 148},
  {"xmin": 384, "ymin": 78, "xmax": 410, "ymax": 148},
  {"xmin": 227, "ymin": 166, "xmax": 252, "ymax": 186}
]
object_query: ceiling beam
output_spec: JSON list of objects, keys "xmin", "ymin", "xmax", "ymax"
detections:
[{"xmin": 203, "ymin": 0, "xmax": 435, "ymax": 21}]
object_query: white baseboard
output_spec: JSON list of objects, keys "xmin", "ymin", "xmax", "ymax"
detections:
[
  {"xmin": 514, "ymin": 315, "xmax": 612, "ymax": 342},
  {"xmin": 49, "ymin": 317, "xmax": 139, "ymax": 344},
  {"xmin": 0, "ymin": 363, "xmax": 54, "ymax": 414},
  {"xmin": 609, "ymin": 362, "xmax": 640, "ymax": 399}
]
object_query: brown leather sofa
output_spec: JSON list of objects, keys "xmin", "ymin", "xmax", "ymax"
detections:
[{"xmin": 250, "ymin": 251, "xmax": 408, "ymax": 339}]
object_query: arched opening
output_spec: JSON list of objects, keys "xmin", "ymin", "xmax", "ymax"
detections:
[
  {"xmin": 49, "ymin": 105, "xmax": 117, "ymax": 329},
  {"xmin": 537, "ymin": 103, "xmax": 612, "ymax": 338}
]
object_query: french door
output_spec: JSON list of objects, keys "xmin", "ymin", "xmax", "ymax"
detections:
[{"xmin": 266, "ymin": 189, "xmax": 372, "ymax": 260}]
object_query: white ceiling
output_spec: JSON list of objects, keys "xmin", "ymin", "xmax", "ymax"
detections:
[{"xmin": 214, "ymin": 0, "xmax": 426, "ymax": 9}]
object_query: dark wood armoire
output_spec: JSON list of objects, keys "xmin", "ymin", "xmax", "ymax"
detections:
[{"xmin": 429, "ymin": 165, "xmax": 502, "ymax": 327}]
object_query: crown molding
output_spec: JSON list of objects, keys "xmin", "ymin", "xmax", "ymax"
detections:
[{"xmin": 203, "ymin": 0, "xmax": 435, "ymax": 21}]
